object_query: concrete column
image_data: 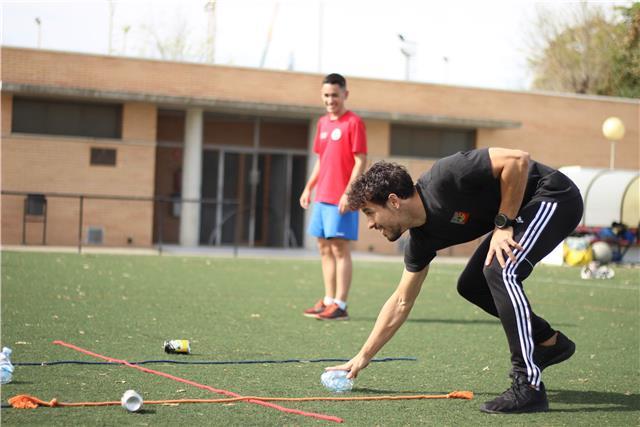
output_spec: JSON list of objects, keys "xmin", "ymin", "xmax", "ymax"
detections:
[
  {"xmin": 303, "ymin": 117, "xmax": 319, "ymax": 250},
  {"xmin": 179, "ymin": 108, "xmax": 203, "ymax": 247}
]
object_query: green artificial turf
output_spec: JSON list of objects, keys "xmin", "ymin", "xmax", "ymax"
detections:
[{"xmin": 1, "ymin": 251, "xmax": 638, "ymax": 425}]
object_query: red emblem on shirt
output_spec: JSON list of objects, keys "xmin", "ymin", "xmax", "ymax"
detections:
[{"xmin": 450, "ymin": 211, "xmax": 470, "ymax": 224}]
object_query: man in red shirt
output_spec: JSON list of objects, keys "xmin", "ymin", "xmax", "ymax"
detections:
[{"xmin": 299, "ymin": 73, "xmax": 368, "ymax": 320}]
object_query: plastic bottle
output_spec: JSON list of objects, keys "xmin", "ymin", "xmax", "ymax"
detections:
[
  {"xmin": 0, "ymin": 347, "xmax": 14, "ymax": 385},
  {"xmin": 320, "ymin": 370, "xmax": 353, "ymax": 393}
]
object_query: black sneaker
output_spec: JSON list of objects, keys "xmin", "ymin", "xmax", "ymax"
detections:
[
  {"xmin": 481, "ymin": 375, "xmax": 549, "ymax": 414},
  {"xmin": 534, "ymin": 331, "xmax": 576, "ymax": 371}
]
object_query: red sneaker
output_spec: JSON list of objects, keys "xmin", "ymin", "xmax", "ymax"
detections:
[
  {"xmin": 316, "ymin": 303, "xmax": 349, "ymax": 321},
  {"xmin": 303, "ymin": 299, "xmax": 326, "ymax": 317}
]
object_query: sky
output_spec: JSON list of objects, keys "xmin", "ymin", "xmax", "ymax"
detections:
[{"xmin": 1, "ymin": 0, "xmax": 632, "ymax": 91}]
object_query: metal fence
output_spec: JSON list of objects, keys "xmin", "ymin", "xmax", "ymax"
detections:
[{"xmin": 1, "ymin": 190, "xmax": 243, "ymax": 254}]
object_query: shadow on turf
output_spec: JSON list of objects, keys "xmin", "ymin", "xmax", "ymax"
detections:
[
  {"xmin": 407, "ymin": 318, "xmax": 500, "ymax": 325},
  {"xmin": 474, "ymin": 388, "xmax": 639, "ymax": 413},
  {"xmin": 355, "ymin": 317, "xmax": 499, "ymax": 325},
  {"xmin": 357, "ymin": 317, "xmax": 576, "ymax": 328},
  {"xmin": 546, "ymin": 389, "xmax": 640, "ymax": 413},
  {"xmin": 353, "ymin": 387, "xmax": 449, "ymax": 395}
]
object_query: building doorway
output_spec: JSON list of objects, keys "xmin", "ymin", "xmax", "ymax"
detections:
[
  {"xmin": 154, "ymin": 110, "xmax": 309, "ymax": 248},
  {"xmin": 200, "ymin": 149, "xmax": 307, "ymax": 247}
]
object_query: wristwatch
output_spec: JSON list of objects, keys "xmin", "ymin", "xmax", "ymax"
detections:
[{"xmin": 494, "ymin": 213, "xmax": 516, "ymax": 229}]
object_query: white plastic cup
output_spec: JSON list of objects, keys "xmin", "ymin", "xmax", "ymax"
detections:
[{"xmin": 121, "ymin": 389, "xmax": 143, "ymax": 412}]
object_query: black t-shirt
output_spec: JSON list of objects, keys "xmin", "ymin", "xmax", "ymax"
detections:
[{"xmin": 404, "ymin": 148, "xmax": 579, "ymax": 272}]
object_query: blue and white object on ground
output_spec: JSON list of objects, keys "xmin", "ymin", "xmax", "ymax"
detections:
[
  {"xmin": 0, "ymin": 347, "xmax": 15, "ymax": 384},
  {"xmin": 321, "ymin": 370, "xmax": 353, "ymax": 393}
]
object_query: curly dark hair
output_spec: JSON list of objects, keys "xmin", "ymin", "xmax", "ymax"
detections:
[{"xmin": 348, "ymin": 161, "xmax": 415, "ymax": 210}]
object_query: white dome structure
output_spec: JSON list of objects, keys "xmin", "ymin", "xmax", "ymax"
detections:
[
  {"xmin": 541, "ymin": 166, "xmax": 639, "ymax": 265},
  {"xmin": 559, "ymin": 166, "xmax": 639, "ymax": 227}
]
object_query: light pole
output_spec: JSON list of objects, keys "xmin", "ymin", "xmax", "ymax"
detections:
[
  {"xmin": 122, "ymin": 25, "xmax": 131, "ymax": 55},
  {"xmin": 398, "ymin": 34, "xmax": 416, "ymax": 81},
  {"xmin": 108, "ymin": 0, "xmax": 115, "ymax": 54},
  {"xmin": 602, "ymin": 117, "xmax": 625, "ymax": 170},
  {"xmin": 35, "ymin": 17, "xmax": 41, "ymax": 48},
  {"xmin": 442, "ymin": 56, "xmax": 449, "ymax": 84},
  {"xmin": 205, "ymin": 0, "xmax": 217, "ymax": 64}
]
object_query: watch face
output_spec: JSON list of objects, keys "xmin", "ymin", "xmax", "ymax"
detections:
[{"xmin": 495, "ymin": 214, "xmax": 508, "ymax": 228}]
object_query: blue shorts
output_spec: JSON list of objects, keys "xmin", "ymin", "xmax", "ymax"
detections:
[{"xmin": 308, "ymin": 202, "xmax": 359, "ymax": 240}]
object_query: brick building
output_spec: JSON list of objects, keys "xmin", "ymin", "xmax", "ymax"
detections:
[{"xmin": 1, "ymin": 47, "xmax": 638, "ymax": 255}]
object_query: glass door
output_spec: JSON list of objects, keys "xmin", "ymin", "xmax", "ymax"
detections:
[{"xmin": 200, "ymin": 149, "xmax": 306, "ymax": 247}]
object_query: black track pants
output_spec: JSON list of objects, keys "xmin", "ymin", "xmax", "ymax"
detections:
[{"xmin": 457, "ymin": 195, "xmax": 583, "ymax": 388}]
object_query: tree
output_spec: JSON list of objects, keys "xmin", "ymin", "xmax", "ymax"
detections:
[
  {"xmin": 606, "ymin": 3, "xmax": 640, "ymax": 98},
  {"xmin": 527, "ymin": 2, "xmax": 639, "ymax": 98},
  {"xmin": 140, "ymin": 19, "xmax": 207, "ymax": 62}
]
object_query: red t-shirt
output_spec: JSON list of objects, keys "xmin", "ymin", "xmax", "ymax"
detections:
[{"xmin": 313, "ymin": 110, "xmax": 368, "ymax": 205}]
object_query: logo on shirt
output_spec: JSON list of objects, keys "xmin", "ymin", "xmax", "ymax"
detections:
[
  {"xmin": 330, "ymin": 128, "xmax": 342, "ymax": 141},
  {"xmin": 320, "ymin": 131, "xmax": 328, "ymax": 140},
  {"xmin": 450, "ymin": 211, "xmax": 470, "ymax": 225}
]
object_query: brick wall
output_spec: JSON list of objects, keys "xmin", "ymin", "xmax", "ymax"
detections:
[
  {"xmin": 1, "ymin": 93, "xmax": 11, "ymax": 134},
  {"xmin": 2, "ymin": 47, "xmax": 639, "ymax": 253},
  {"xmin": 1, "ymin": 93, "xmax": 157, "ymax": 246},
  {"xmin": 3, "ymin": 47, "xmax": 637, "ymax": 170},
  {"xmin": 123, "ymin": 102, "xmax": 157, "ymax": 142}
]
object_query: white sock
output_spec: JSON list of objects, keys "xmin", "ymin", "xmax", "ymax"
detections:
[
  {"xmin": 323, "ymin": 296, "xmax": 334, "ymax": 306},
  {"xmin": 334, "ymin": 299, "xmax": 347, "ymax": 310}
]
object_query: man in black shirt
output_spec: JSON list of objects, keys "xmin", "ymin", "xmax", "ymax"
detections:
[{"xmin": 325, "ymin": 148, "xmax": 583, "ymax": 414}]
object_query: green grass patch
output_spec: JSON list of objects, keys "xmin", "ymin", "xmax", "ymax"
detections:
[{"xmin": 1, "ymin": 251, "xmax": 639, "ymax": 425}]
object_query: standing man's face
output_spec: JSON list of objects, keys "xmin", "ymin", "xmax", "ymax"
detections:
[{"xmin": 321, "ymin": 83, "xmax": 348, "ymax": 118}]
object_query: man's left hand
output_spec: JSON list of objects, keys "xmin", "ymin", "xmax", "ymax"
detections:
[{"xmin": 485, "ymin": 227, "xmax": 523, "ymax": 268}]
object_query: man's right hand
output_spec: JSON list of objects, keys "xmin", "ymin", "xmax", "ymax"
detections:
[{"xmin": 325, "ymin": 353, "xmax": 371, "ymax": 379}]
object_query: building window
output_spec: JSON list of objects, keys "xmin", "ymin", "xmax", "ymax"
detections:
[
  {"xmin": 390, "ymin": 125, "xmax": 476, "ymax": 159},
  {"xmin": 25, "ymin": 194, "xmax": 46, "ymax": 216},
  {"xmin": 12, "ymin": 97, "xmax": 122, "ymax": 139},
  {"xmin": 86, "ymin": 226, "xmax": 104, "ymax": 245},
  {"xmin": 90, "ymin": 148, "xmax": 117, "ymax": 166}
]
